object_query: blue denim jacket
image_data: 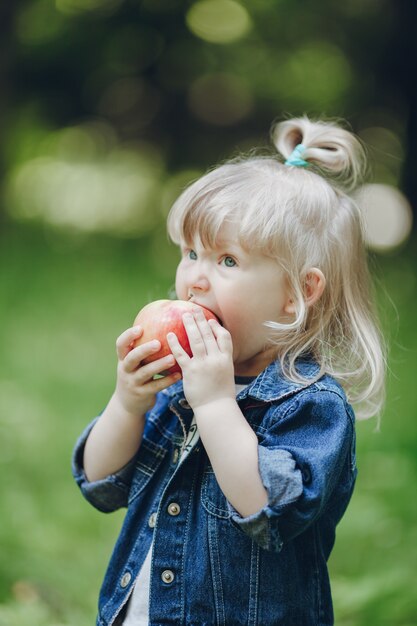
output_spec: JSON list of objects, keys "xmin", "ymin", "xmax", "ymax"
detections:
[{"xmin": 72, "ymin": 359, "xmax": 357, "ymax": 626}]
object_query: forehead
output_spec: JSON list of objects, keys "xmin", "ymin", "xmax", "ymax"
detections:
[{"xmin": 184, "ymin": 222, "xmax": 249, "ymax": 252}]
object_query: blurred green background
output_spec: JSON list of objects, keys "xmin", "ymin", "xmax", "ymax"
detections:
[{"xmin": 1, "ymin": 1, "xmax": 416, "ymax": 625}]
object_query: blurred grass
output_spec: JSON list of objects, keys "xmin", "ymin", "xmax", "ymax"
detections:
[{"xmin": 1, "ymin": 223, "xmax": 416, "ymax": 625}]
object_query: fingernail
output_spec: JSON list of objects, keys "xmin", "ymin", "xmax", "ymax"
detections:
[
  {"xmin": 151, "ymin": 340, "xmax": 160, "ymax": 349},
  {"xmin": 133, "ymin": 326, "xmax": 141, "ymax": 334}
]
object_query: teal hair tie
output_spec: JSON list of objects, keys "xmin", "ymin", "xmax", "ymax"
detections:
[{"xmin": 284, "ymin": 144, "xmax": 308, "ymax": 167}]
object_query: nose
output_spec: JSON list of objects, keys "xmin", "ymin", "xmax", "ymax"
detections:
[
  {"xmin": 190, "ymin": 275, "xmax": 210, "ymax": 293},
  {"xmin": 188, "ymin": 260, "xmax": 210, "ymax": 294}
]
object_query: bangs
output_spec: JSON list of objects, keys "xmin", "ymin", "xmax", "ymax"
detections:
[
  {"xmin": 168, "ymin": 189, "xmax": 239, "ymax": 249},
  {"xmin": 167, "ymin": 160, "xmax": 287, "ymax": 255}
]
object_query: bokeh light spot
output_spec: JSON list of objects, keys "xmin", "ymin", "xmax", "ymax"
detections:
[
  {"xmin": 279, "ymin": 42, "xmax": 352, "ymax": 107},
  {"xmin": 186, "ymin": 0, "xmax": 252, "ymax": 44},
  {"xmin": 188, "ymin": 73, "xmax": 253, "ymax": 125},
  {"xmin": 17, "ymin": 0, "xmax": 66, "ymax": 45},
  {"xmin": 355, "ymin": 183, "xmax": 413, "ymax": 251},
  {"xmin": 5, "ymin": 124, "xmax": 165, "ymax": 237},
  {"xmin": 99, "ymin": 78, "xmax": 161, "ymax": 132},
  {"xmin": 55, "ymin": 0, "xmax": 123, "ymax": 16},
  {"xmin": 104, "ymin": 25, "xmax": 165, "ymax": 74},
  {"xmin": 359, "ymin": 126, "xmax": 404, "ymax": 186}
]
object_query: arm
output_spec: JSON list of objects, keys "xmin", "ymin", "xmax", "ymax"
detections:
[
  {"xmin": 228, "ymin": 390, "xmax": 356, "ymax": 551},
  {"xmin": 194, "ymin": 398, "xmax": 268, "ymax": 517},
  {"xmin": 167, "ymin": 309, "xmax": 267, "ymax": 518},
  {"xmin": 167, "ymin": 310, "xmax": 355, "ymax": 552},
  {"xmin": 83, "ymin": 325, "xmax": 181, "ymax": 482}
]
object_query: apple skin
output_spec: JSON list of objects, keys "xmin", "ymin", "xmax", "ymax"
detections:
[{"xmin": 132, "ymin": 299, "xmax": 219, "ymax": 375}]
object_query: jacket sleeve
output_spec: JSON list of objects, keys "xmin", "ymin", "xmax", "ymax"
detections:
[
  {"xmin": 228, "ymin": 388, "xmax": 356, "ymax": 551},
  {"xmin": 72, "ymin": 418, "xmax": 137, "ymax": 513}
]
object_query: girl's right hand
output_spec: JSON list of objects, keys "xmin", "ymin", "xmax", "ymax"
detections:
[{"xmin": 113, "ymin": 326, "xmax": 181, "ymax": 417}]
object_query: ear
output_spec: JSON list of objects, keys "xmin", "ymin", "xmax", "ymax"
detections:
[
  {"xmin": 304, "ymin": 268, "xmax": 326, "ymax": 305},
  {"xmin": 284, "ymin": 268, "xmax": 326, "ymax": 314}
]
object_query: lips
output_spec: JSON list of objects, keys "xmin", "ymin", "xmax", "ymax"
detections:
[{"xmin": 187, "ymin": 298, "xmax": 223, "ymax": 326}]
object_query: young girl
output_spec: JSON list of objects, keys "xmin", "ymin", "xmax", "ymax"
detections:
[{"xmin": 73, "ymin": 116, "xmax": 385, "ymax": 626}]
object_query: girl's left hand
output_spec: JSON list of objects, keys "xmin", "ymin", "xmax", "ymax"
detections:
[{"xmin": 166, "ymin": 308, "xmax": 235, "ymax": 410}]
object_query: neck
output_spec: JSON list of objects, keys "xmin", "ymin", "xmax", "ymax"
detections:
[{"xmin": 234, "ymin": 346, "xmax": 277, "ymax": 377}]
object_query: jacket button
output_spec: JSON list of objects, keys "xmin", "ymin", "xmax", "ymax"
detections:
[
  {"xmin": 167, "ymin": 502, "xmax": 181, "ymax": 516},
  {"xmin": 178, "ymin": 398, "xmax": 191, "ymax": 409},
  {"xmin": 148, "ymin": 512, "xmax": 157, "ymax": 528},
  {"xmin": 161, "ymin": 570, "xmax": 175, "ymax": 584},
  {"xmin": 120, "ymin": 572, "xmax": 131, "ymax": 588}
]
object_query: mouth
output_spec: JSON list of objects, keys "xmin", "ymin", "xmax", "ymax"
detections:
[{"xmin": 187, "ymin": 297, "xmax": 223, "ymax": 326}]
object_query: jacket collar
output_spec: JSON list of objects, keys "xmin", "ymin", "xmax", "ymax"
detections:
[
  {"xmin": 238, "ymin": 358, "xmax": 321, "ymax": 403},
  {"xmin": 164, "ymin": 358, "xmax": 321, "ymax": 406}
]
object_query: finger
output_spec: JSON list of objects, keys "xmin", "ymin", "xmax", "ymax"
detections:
[
  {"xmin": 167, "ymin": 331, "xmax": 191, "ymax": 367},
  {"xmin": 123, "ymin": 340, "xmax": 161, "ymax": 372},
  {"xmin": 135, "ymin": 353, "xmax": 177, "ymax": 382},
  {"xmin": 208, "ymin": 319, "xmax": 233, "ymax": 354},
  {"xmin": 193, "ymin": 308, "xmax": 217, "ymax": 354},
  {"xmin": 182, "ymin": 312, "xmax": 207, "ymax": 356},
  {"xmin": 145, "ymin": 371, "xmax": 182, "ymax": 394},
  {"xmin": 116, "ymin": 326, "xmax": 143, "ymax": 360}
]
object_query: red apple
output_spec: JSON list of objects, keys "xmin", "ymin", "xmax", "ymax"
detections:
[{"xmin": 132, "ymin": 299, "xmax": 219, "ymax": 375}]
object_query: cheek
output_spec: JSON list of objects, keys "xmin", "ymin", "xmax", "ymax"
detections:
[
  {"xmin": 175, "ymin": 267, "xmax": 187, "ymax": 300},
  {"xmin": 220, "ymin": 303, "xmax": 251, "ymax": 337},
  {"xmin": 223, "ymin": 300, "xmax": 275, "ymax": 341}
]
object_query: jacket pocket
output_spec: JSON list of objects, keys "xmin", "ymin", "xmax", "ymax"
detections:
[
  {"xmin": 201, "ymin": 463, "xmax": 231, "ymax": 519},
  {"xmin": 128, "ymin": 438, "xmax": 167, "ymax": 504}
]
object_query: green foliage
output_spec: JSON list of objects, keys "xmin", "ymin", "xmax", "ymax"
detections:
[
  {"xmin": 0, "ymin": 224, "xmax": 416, "ymax": 624},
  {"xmin": 2, "ymin": 0, "xmax": 414, "ymax": 238},
  {"xmin": 1, "ymin": 1, "xmax": 416, "ymax": 622}
]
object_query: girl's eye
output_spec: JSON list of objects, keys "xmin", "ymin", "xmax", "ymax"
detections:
[
  {"xmin": 188, "ymin": 250, "xmax": 197, "ymax": 260},
  {"xmin": 222, "ymin": 256, "xmax": 236, "ymax": 267}
]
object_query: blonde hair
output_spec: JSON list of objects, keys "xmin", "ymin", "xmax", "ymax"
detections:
[{"xmin": 167, "ymin": 116, "xmax": 386, "ymax": 421}]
